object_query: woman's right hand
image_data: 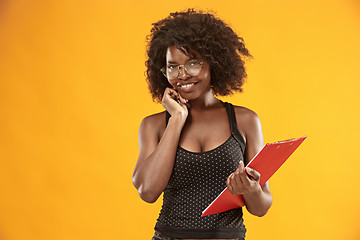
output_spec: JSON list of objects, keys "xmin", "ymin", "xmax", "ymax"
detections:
[{"xmin": 162, "ymin": 87, "xmax": 189, "ymax": 120}]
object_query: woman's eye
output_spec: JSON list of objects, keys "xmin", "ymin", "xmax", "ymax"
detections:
[
  {"xmin": 188, "ymin": 61, "xmax": 199, "ymax": 66},
  {"xmin": 167, "ymin": 65, "xmax": 177, "ymax": 70}
]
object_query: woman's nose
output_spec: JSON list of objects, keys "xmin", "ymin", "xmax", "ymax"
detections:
[{"xmin": 178, "ymin": 66, "xmax": 189, "ymax": 79}]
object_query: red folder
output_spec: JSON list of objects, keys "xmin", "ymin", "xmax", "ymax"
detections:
[{"xmin": 201, "ymin": 136, "xmax": 307, "ymax": 217}]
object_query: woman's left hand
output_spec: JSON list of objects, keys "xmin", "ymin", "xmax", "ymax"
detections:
[{"xmin": 226, "ymin": 161, "xmax": 261, "ymax": 195}]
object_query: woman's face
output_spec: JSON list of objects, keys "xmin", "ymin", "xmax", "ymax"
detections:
[{"xmin": 165, "ymin": 45, "xmax": 211, "ymax": 100}]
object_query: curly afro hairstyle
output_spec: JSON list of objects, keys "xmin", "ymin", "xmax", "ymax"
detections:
[{"xmin": 145, "ymin": 9, "xmax": 252, "ymax": 103}]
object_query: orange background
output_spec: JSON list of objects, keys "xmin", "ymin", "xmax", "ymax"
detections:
[{"xmin": 0, "ymin": 0, "xmax": 360, "ymax": 239}]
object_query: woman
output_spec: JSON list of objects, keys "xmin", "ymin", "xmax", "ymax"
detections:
[{"xmin": 132, "ymin": 9, "xmax": 273, "ymax": 240}]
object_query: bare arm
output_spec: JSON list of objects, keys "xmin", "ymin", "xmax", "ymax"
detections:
[
  {"xmin": 226, "ymin": 109, "xmax": 273, "ymax": 217},
  {"xmin": 132, "ymin": 88, "xmax": 188, "ymax": 203}
]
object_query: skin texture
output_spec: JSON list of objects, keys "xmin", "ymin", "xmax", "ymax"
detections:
[{"xmin": 132, "ymin": 46, "xmax": 273, "ymax": 240}]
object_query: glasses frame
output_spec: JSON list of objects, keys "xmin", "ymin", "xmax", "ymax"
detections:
[{"xmin": 160, "ymin": 61, "xmax": 204, "ymax": 80}]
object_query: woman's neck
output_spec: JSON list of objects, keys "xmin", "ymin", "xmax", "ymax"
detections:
[{"xmin": 187, "ymin": 92, "xmax": 221, "ymax": 112}]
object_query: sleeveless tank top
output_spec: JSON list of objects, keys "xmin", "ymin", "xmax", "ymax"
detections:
[{"xmin": 154, "ymin": 101, "xmax": 247, "ymax": 239}]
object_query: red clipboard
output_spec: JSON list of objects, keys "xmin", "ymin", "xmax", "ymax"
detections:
[{"xmin": 201, "ymin": 136, "xmax": 307, "ymax": 217}]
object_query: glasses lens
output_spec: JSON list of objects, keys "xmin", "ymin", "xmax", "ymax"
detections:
[
  {"xmin": 185, "ymin": 62, "xmax": 202, "ymax": 76},
  {"xmin": 166, "ymin": 67, "xmax": 178, "ymax": 79},
  {"xmin": 162, "ymin": 61, "xmax": 203, "ymax": 80}
]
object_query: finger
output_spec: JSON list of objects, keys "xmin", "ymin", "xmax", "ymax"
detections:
[
  {"xmin": 229, "ymin": 172, "xmax": 240, "ymax": 191},
  {"xmin": 226, "ymin": 174, "xmax": 234, "ymax": 193},
  {"xmin": 232, "ymin": 169, "xmax": 243, "ymax": 188},
  {"xmin": 165, "ymin": 89, "xmax": 182, "ymax": 103},
  {"xmin": 177, "ymin": 94, "xmax": 188, "ymax": 104},
  {"xmin": 226, "ymin": 174, "xmax": 231, "ymax": 187},
  {"xmin": 238, "ymin": 161, "xmax": 251, "ymax": 186},
  {"xmin": 163, "ymin": 88, "xmax": 174, "ymax": 100},
  {"xmin": 170, "ymin": 91, "xmax": 186, "ymax": 104},
  {"xmin": 231, "ymin": 172, "xmax": 241, "ymax": 190},
  {"xmin": 245, "ymin": 167, "xmax": 261, "ymax": 182},
  {"xmin": 233, "ymin": 161, "xmax": 245, "ymax": 185},
  {"xmin": 166, "ymin": 88, "xmax": 179, "ymax": 97},
  {"xmin": 168, "ymin": 90, "xmax": 180, "ymax": 99},
  {"xmin": 239, "ymin": 169, "xmax": 251, "ymax": 186},
  {"xmin": 238, "ymin": 161, "xmax": 245, "ymax": 173}
]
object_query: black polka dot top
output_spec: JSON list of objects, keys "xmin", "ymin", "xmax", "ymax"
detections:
[{"xmin": 154, "ymin": 102, "xmax": 247, "ymax": 239}]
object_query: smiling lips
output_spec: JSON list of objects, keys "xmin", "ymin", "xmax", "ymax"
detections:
[{"xmin": 177, "ymin": 82, "xmax": 198, "ymax": 92}]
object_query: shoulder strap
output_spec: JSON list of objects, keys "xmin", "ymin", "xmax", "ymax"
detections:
[{"xmin": 222, "ymin": 101, "xmax": 246, "ymax": 153}]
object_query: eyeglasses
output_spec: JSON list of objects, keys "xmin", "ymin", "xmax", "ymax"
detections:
[{"xmin": 160, "ymin": 60, "xmax": 204, "ymax": 80}]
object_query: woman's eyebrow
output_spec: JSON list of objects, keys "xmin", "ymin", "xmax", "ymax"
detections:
[{"xmin": 167, "ymin": 58, "xmax": 198, "ymax": 64}]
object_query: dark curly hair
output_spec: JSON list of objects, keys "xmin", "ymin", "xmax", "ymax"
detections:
[{"xmin": 145, "ymin": 9, "xmax": 252, "ymax": 103}]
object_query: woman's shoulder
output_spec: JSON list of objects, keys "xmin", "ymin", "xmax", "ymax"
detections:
[
  {"xmin": 231, "ymin": 104, "xmax": 262, "ymax": 136},
  {"xmin": 232, "ymin": 105, "xmax": 260, "ymax": 121},
  {"xmin": 142, "ymin": 111, "xmax": 166, "ymax": 121},
  {"xmin": 140, "ymin": 111, "xmax": 167, "ymax": 136}
]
